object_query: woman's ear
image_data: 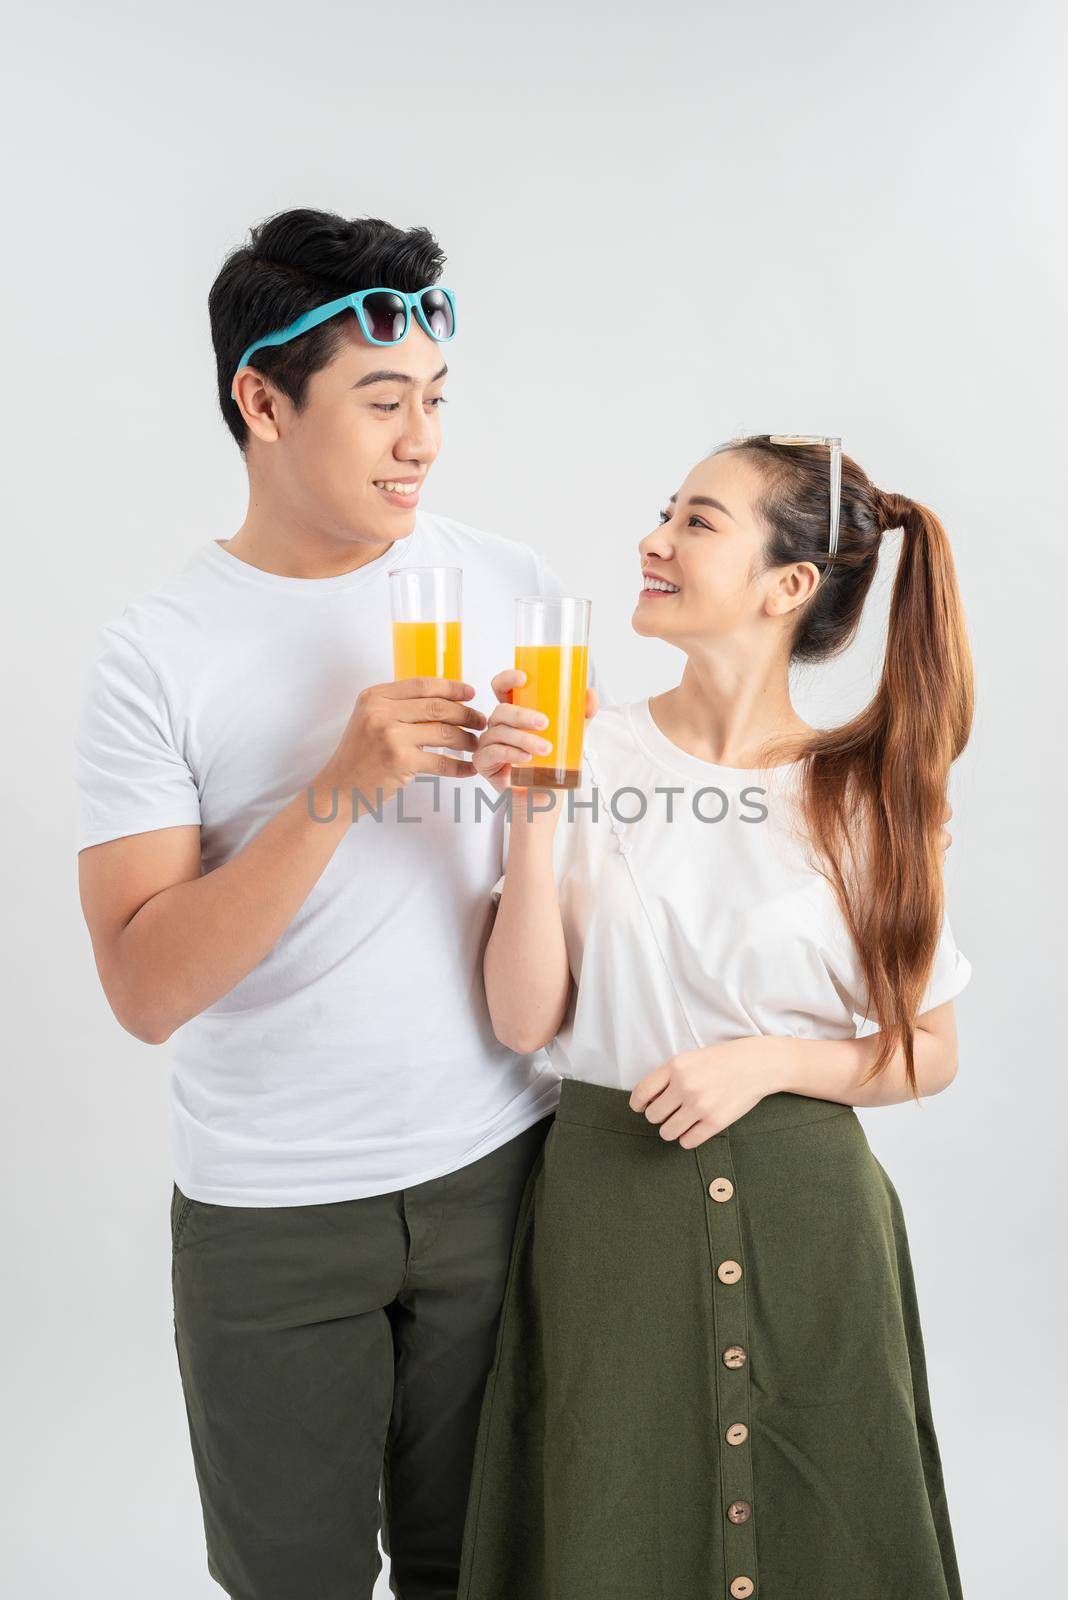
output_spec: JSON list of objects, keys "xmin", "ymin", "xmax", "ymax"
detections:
[{"xmin": 765, "ymin": 561, "xmax": 820, "ymax": 618}]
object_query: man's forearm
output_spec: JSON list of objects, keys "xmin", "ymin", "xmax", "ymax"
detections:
[{"xmin": 116, "ymin": 773, "xmax": 356, "ymax": 1042}]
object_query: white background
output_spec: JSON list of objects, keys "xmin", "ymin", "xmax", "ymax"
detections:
[{"xmin": 3, "ymin": 1, "xmax": 1065, "ymax": 1594}]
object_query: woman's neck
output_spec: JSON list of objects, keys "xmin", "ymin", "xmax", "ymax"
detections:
[{"xmin": 651, "ymin": 651, "xmax": 812, "ymax": 769}]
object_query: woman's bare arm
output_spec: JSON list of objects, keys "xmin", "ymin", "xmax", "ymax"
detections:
[
  {"xmin": 773, "ymin": 999, "xmax": 959, "ymax": 1105},
  {"xmin": 483, "ymin": 800, "xmax": 572, "ymax": 1053},
  {"xmin": 630, "ymin": 1003, "xmax": 960, "ymax": 1145},
  {"xmin": 474, "ymin": 667, "xmax": 598, "ymax": 1054}
]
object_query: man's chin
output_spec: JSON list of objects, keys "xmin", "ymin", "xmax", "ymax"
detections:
[{"xmin": 353, "ymin": 502, "xmax": 418, "ymax": 542}]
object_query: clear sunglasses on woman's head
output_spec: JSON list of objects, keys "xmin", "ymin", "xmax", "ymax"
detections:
[
  {"xmin": 232, "ymin": 285, "xmax": 457, "ymax": 394},
  {"xmin": 768, "ymin": 435, "xmax": 842, "ymax": 561}
]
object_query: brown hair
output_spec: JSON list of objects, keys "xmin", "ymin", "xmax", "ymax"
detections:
[{"xmin": 722, "ymin": 436, "xmax": 974, "ymax": 1093}]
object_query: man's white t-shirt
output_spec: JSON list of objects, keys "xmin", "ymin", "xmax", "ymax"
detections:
[
  {"xmin": 74, "ymin": 511, "xmax": 604, "ymax": 1207},
  {"xmin": 494, "ymin": 698, "xmax": 971, "ymax": 1094}
]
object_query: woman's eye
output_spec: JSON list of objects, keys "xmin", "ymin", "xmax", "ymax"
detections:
[
  {"xmin": 658, "ymin": 509, "xmax": 710, "ymax": 529},
  {"xmin": 426, "ymin": 396, "xmax": 447, "ymax": 410}
]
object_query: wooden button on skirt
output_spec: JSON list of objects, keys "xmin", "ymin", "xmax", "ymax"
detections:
[{"xmin": 457, "ymin": 1077, "xmax": 963, "ymax": 1599}]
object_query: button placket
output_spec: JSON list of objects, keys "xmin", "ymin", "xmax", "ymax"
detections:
[{"xmin": 698, "ymin": 1137, "xmax": 758, "ymax": 1599}]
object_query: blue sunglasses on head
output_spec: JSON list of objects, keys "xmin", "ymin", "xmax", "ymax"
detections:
[{"xmin": 232, "ymin": 284, "xmax": 456, "ymax": 393}]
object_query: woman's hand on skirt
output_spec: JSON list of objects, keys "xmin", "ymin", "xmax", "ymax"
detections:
[{"xmin": 629, "ymin": 1038, "xmax": 790, "ymax": 1147}]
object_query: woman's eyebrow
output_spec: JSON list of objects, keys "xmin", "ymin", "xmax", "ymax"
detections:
[{"xmin": 667, "ymin": 494, "xmax": 736, "ymax": 522}]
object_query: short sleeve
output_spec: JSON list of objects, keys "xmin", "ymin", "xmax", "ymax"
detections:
[
  {"xmin": 834, "ymin": 905, "xmax": 972, "ymax": 1033},
  {"xmin": 73, "ymin": 628, "xmax": 202, "ymax": 852},
  {"xmin": 917, "ymin": 910, "xmax": 972, "ymax": 1014},
  {"xmin": 533, "ymin": 551, "xmax": 614, "ymax": 707}
]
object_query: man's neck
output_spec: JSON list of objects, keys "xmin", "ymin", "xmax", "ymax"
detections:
[{"xmin": 220, "ymin": 508, "xmax": 403, "ymax": 581}]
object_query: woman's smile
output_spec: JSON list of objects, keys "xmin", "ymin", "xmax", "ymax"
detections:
[{"xmin": 640, "ymin": 569, "xmax": 681, "ymax": 596}]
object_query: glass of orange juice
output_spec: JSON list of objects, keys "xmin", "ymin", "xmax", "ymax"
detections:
[
  {"xmin": 389, "ymin": 566, "xmax": 462, "ymax": 680},
  {"xmin": 511, "ymin": 596, "xmax": 591, "ymax": 789}
]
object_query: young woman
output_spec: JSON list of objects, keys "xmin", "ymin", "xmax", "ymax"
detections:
[{"xmin": 459, "ymin": 435, "xmax": 973, "ymax": 1599}]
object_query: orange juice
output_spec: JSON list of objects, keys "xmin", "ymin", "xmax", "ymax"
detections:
[
  {"xmin": 511, "ymin": 643, "xmax": 588, "ymax": 788},
  {"xmin": 392, "ymin": 619, "xmax": 462, "ymax": 681}
]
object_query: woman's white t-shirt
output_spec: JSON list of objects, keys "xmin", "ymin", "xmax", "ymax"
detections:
[{"xmin": 496, "ymin": 698, "xmax": 971, "ymax": 1094}]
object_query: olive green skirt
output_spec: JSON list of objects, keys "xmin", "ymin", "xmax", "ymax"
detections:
[{"xmin": 458, "ymin": 1078, "xmax": 963, "ymax": 1600}]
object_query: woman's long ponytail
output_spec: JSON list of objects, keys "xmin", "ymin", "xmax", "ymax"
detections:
[
  {"xmin": 804, "ymin": 491, "xmax": 974, "ymax": 1091},
  {"xmin": 725, "ymin": 437, "xmax": 974, "ymax": 1095}
]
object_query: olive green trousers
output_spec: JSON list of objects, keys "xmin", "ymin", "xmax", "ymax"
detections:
[
  {"xmin": 171, "ymin": 1114, "xmax": 552, "ymax": 1600},
  {"xmin": 458, "ymin": 1079, "xmax": 963, "ymax": 1600}
]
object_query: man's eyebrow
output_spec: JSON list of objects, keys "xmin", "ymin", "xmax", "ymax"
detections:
[
  {"xmin": 353, "ymin": 364, "xmax": 449, "ymax": 389},
  {"xmin": 667, "ymin": 493, "xmax": 736, "ymax": 522}
]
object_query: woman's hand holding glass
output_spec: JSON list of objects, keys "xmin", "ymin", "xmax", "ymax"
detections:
[{"xmin": 473, "ymin": 668, "xmax": 599, "ymax": 799}]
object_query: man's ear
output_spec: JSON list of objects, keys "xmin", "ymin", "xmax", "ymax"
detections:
[{"xmin": 231, "ymin": 369, "xmax": 281, "ymax": 443}]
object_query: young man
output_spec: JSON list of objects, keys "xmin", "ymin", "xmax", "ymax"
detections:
[{"xmin": 74, "ymin": 207, "xmax": 604, "ymax": 1599}]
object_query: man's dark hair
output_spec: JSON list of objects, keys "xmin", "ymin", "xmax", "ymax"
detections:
[{"xmin": 209, "ymin": 207, "xmax": 446, "ymax": 450}]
